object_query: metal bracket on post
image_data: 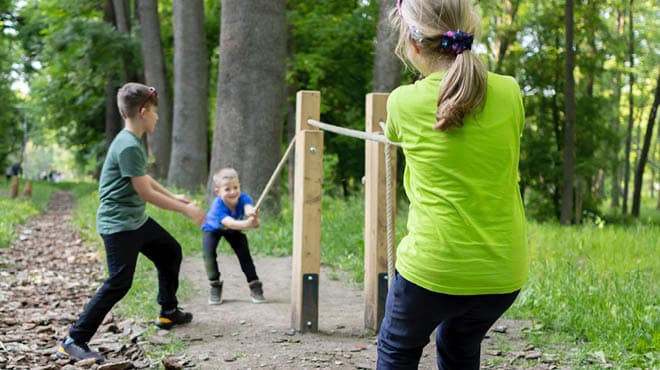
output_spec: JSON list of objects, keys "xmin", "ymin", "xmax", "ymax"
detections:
[{"xmin": 302, "ymin": 273, "xmax": 319, "ymax": 333}]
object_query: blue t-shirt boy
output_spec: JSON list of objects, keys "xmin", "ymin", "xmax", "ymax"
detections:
[{"xmin": 201, "ymin": 193, "xmax": 254, "ymax": 232}]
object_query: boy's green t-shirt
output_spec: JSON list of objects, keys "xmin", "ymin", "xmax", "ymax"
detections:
[
  {"xmin": 385, "ymin": 71, "xmax": 528, "ymax": 295},
  {"xmin": 96, "ymin": 129, "xmax": 149, "ymax": 234}
]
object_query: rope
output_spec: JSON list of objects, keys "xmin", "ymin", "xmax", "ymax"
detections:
[
  {"xmin": 254, "ymin": 136, "xmax": 297, "ymax": 210},
  {"xmin": 379, "ymin": 122, "xmax": 395, "ymax": 284},
  {"xmin": 307, "ymin": 119, "xmax": 402, "ymax": 147}
]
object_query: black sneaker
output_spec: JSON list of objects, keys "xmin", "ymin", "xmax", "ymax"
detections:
[
  {"xmin": 155, "ymin": 307, "xmax": 193, "ymax": 329},
  {"xmin": 208, "ymin": 280, "xmax": 223, "ymax": 305},
  {"xmin": 56, "ymin": 337, "xmax": 104, "ymax": 363},
  {"xmin": 249, "ymin": 280, "xmax": 266, "ymax": 303}
]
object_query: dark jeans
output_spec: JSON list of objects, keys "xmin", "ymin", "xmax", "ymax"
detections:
[
  {"xmin": 377, "ymin": 272, "xmax": 519, "ymax": 370},
  {"xmin": 202, "ymin": 230, "xmax": 258, "ymax": 283},
  {"xmin": 69, "ymin": 218, "xmax": 182, "ymax": 344}
]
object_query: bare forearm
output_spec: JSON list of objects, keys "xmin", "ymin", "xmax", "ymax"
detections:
[
  {"xmin": 141, "ymin": 189, "xmax": 187, "ymax": 213},
  {"xmin": 222, "ymin": 218, "xmax": 255, "ymax": 231},
  {"xmin": 149, "ymin": 177, "xmax": 176, "ymax": 198}
]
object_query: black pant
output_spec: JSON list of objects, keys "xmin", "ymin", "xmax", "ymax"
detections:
[
  {"xmin": 69, "ymin": 218, "xmax": 182, "ymax": 343},
  {"xmin": 202, "ymin": 230, "xmax": 258, "ymax": 283},
  {"xmin": 377, "ymin": 272, "xmax": 519, "ymax": 370}
]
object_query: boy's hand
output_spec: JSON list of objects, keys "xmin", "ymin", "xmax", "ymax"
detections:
[
  {"xmin": 248, "ymin": 215, "xmax": 261, "ymax": 228},
  {"xmin": 185, "ymin": 203, "xmax": 206, "ymax": 226},
  {"xmin": 245, "ymin": 207, "xmax": 258, "ymax": 218},
  {"xmin": 174, "ymin": 194, "xmax": 191, "ymax": 204}
]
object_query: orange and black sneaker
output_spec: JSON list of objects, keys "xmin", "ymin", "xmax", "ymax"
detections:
[
  {"xmin": 154, "ymin": 307, "xmax": 193, "ymax": 329},
  {"xmin": 56, "ymin": 337, "xmax": 104, "ymax": 363}
]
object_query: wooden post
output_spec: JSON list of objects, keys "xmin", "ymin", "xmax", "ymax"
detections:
[
  {"xmin": 22, "ymin": 181, "xmax": 32, "ymax": 198},
  {"xmin": 364, "ymin": 93, "xmax": 396, "ymax": 331},
  {"xmin": 9, "ymin": 176, "xmax": 19, "ymax": 198},
  {"xmin": 291, "ymin": 91, "xmax": 323, "ymax": 333}
]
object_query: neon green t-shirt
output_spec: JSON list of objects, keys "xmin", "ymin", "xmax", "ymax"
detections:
[{"xmin": 385, "ymin": 71, "xmax": 528, "ymax": 295}]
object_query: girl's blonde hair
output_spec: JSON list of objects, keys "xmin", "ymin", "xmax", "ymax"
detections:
[{"xmin": 391, "ymin": 0, "xmax": 486, "ymax": 130}]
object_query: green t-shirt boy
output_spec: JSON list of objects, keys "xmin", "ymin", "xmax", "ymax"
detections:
[{"xmin": 96, "ymin": 129, "xmax": 149, "ymax": 234}]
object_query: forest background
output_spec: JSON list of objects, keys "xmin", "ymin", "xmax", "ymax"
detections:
[{"xmin": 0, "ymin": 0, "xmax": 659, "ymax": 222}]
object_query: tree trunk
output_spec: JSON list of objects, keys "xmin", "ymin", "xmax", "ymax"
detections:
[
  {"xmin": 138, "ymin": 0, "xmax": 172, "ymax": 180},
  {"xmin": 208, "ymin": 0, "xmax": 287, "ymax": 210},
  {"xmin": 560, "ymin": 0, "xmax": 576, "ymax": 225},
  {"xmin": 286, "ymin": 25, "xmax": 296, "ymax": 200},
  {"xmin": 610, "ymin": 7, "xmax": 625, "ymax": 209},
  {"xmin": 168, "ymin": 0, "xmax": 209, "ymax": 191},
  {"xmin": 372, "ymin": 0, "xmax": 402, "ymax": 93},
  {"xmin": 631, "ymin": 71, "xmax": 660, "ymax": 216},
  {"xmin": 103, "ymin": 0, "xmax": 122, "ymax": 144},
  {"xmin": 494, "ymin": 0, "xmax": 521, "ymax": 74},
  {"xmin": 622, "ymin": 0, "xmax": 634, "ymax": 214}
]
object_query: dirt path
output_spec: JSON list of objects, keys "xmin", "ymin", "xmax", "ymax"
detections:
[
  {"xmin": 176, "ymin": 256, "xmax": 553, "ymax": 370},
  {"xmin": 0, "ymin": 191, "xmax": 561, "ymax": 369}
]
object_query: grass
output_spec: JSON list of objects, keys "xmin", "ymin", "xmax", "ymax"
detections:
[{"xmin": 68, "ymin": 184, "xmax": 659, "ymax": 368}]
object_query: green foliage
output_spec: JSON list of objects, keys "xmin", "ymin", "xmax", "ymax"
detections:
[{"xmin": 288, "ymin": 0, "xmax": 379, "ymax": 193}]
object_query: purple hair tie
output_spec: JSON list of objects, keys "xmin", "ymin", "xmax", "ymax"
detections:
[{"xmin": 440, "ymin": 30, "xmax": 473, "ymax": 55}]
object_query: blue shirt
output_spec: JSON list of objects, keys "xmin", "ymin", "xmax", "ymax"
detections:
[{"xmin": 201, "ymin": 193, "xmax": 254, "ymax": 232}]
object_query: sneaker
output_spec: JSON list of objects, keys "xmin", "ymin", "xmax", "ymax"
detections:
[
  {"xmin": 155, "ymin": 307, "xmax": 193, "ymax": 329},
  {"xmin": 208, "ymin": 280, "xmax": 223, "ymax": 305},
  {"xmin": 56, "ymin": 337, "xmax": 104, "ymax": 363},
  {"xmin": 249, "ymin": 280, "xmax": 266, "ymax": 303}
]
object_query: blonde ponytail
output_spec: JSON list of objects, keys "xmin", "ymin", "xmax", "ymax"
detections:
[{"xmin": 435, "ymin": 50, "xmax": 486, "ymax": 130}]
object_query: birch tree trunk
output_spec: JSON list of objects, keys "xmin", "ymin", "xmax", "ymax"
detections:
[
  {"xmin": 168, "ymin": 0, "xmax": 209, "ymax": 191},
  {"xmin": 138, "ymin": 0, "xmax": 172, "ymax": 179},
  {"xmin": 208, "ymin": 0, "xmax": 287, "ymax": 210}
]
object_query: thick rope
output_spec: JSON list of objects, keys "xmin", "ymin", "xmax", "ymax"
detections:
[
  {"xmin": 255, "ymin": 136, "xmax": 297, "ymax": 210},
  {"xmin": 379, "ymin": 122, "xmax": 396, "ymax": 284},
  {"xmin": 307, "ymin": 119, "xmax": 402, "ymax": 147}
]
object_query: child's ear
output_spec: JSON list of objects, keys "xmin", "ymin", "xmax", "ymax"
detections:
[{"xmin": 214, "ymin": 187, "xmax": 220, "ymax": 196}]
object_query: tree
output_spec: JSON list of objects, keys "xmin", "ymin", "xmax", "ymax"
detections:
[
  {"xmin": 103, "ymin": 0, "xmax": 122, "ymax": 144},
  {"xmin": 208, "ymin": 0, "xmax": 287, "ymax": 208},
  {"xmin": 138, "ymin": 0, "xmax": 173, "ymax": 179},
  {"xmin": 168, "ymin": 0, "xmax": 208, "ymax": 191},
  {"xmin": 560, "ymin": 0, "xmax": 576, "ymax": 225},
  {"xmin": 371, "ymin": 0, "xmax": 401, "ymax": 93},
  {"xmin": 632, "ymin": 71, "xmax": 660, "ymax": 216},
  {"xmin": 622, "ymin": 0, "xmax": 634, "ymax": 214}
]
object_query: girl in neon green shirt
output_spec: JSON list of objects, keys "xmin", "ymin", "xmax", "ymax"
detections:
[{"xmin": 377, "ymin": 1, "xmax": 528, "ymax": 369}]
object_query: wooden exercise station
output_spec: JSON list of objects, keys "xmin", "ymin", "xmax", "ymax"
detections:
[{"xmin": 291, "ymin": 91, "xmax": 397, "ymax": 333}]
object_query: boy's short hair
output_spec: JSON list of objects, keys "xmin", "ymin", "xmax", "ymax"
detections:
[
  {"xmin": 213, "ymin": 168, "xmax": 239, "ymax": 186},
  {"xmin": 117, "ymin": 82, "xmax": 159, "ymax": 119}
]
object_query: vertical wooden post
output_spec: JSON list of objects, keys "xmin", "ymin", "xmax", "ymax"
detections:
[
  {"xmin": 364, "ymin": 93, "xmax": 396, "ymax": 331},
  {"xmin": 9, "ymin": 175, "xmax": 19, "ymax": 198},
  {"xmin": 291, "ymin": 91, "xmax": 323, "ymax": 333}
]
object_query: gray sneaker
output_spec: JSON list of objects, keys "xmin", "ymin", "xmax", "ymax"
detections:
[
  {"xmin": 209, "ymin": 280, "xmax": 223, "ymax": 305},
  {"xmin": 249, "ymin": 280, "xmax": 266, "ymax": 303}
]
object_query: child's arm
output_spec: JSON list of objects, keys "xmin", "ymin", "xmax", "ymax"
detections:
[
  {"xmin": 132, "ymin": 175, "xmax": 205, "ymax": 225},
  {"xmin": 148, "ymin": 176, "xmax": 191, "ymax": 203},
  {"xmin": 221, "ymin": 215, "xmax": 260, "ymax": 231}
]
